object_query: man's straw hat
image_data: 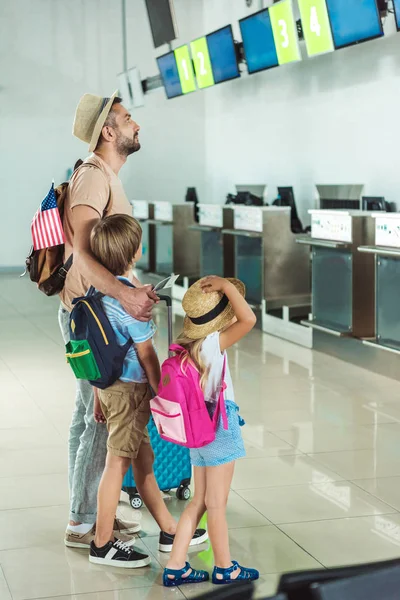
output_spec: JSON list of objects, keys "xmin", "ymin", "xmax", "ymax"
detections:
[
  {"xmin": 73, "ymin": 90, "xmax": 119, "ymax": 152},
  {"xmin": 182, "ymin": 278, "xmax": 245, "ymax": 340}
]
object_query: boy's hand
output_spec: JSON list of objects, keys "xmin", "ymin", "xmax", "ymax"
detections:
[
  {"xmin": 93, "ymin": 388, "xmax": 106, "ymax": 424},
  {"xmin": 200, "ymin": 276, "xmax": 228, "ymax": 294}
]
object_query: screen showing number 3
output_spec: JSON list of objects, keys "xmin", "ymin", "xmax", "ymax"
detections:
[{"xmin": 278, "ymin": 19, "xmax": 289, "ymax": 48}]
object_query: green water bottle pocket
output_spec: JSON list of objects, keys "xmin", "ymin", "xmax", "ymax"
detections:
[{"xmin": 65, "ymin": 340, "xmax": 101, "ymax": 381}]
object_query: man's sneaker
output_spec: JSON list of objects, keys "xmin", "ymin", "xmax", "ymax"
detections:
[
  {"xmin": 89, "ymin": 539, "xmax": 151, "ymax": 568},
  {"xmin": 65, "ymin": 525, "xmax": 135, "ymax": 549},
  {"xmin": 113, "ymin": 517, "xmax": 141, "ymax": 535},
  {"xmin": 159, "ymin": 528, "xmax": 208, "ymax": 552}
]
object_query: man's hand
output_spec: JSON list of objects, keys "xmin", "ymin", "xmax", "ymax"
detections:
[
  {"xmin": 118, "ymin": 285, "xmax": 158, "ymax": 322},
  {"xmin": 93, "ymin": 388, "xmax": 106, "ymax": 424}
]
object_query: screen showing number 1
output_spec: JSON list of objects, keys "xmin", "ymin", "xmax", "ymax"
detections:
[{"xmin": 190, "ymin": 37, "xmax": 215, "ymax": 89}]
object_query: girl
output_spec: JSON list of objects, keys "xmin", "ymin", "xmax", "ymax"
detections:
[{"xmin": 163, "ymin": 275, "xmax": 259, "ymax": 587}]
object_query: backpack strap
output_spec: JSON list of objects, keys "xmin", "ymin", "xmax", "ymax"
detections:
[
  {"xmin": 218, "ymin": 354, "xmax": 228, "ymax": 431},
  {"xmin": 169, "ymin": 344, "xmax": 187, "ymax": 355}
]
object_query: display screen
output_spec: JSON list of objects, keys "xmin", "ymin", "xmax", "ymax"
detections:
[
  {"xmin": 174, "ymin": 45, "xmax": 196, "ymax": 94},
  {"xmin": 325, "ymin": 0, "xmax": 383, "ymax": 49},
  {"xmin": 269, "ymin": 0, "xmax": 302, "ymax": 65},
  {"xmin": 239, "ymin": 9, "xmax": 279, "ymax": 74},
  {"xmin": 393, "ymin": 0, "xmax": 400, "ymax": 30},
  {"xmin": 298, "ymin": 0, "xmax": 335, "ymax": 57},
  {"xmin": 206, "ymin": 25, "xmax": 240, "ymax": 84},
  {"xmin": 157, "ymin": 52, "xmax": 182, "ymax": 99},
  {"xmin": 145, "ymin": 0, "xmax": 177, "ymax": 48},
  {"xmin": 191, "ymin": 37, "xmax": 215, "ymax": 88}
]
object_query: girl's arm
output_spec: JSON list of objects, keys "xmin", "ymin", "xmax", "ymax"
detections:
[
  {"xmin": 136, "ymin": 339, "xmax": 161, "ymax": 393},
  {"xmin": 200, "ymin": 276, "xmax": 256, "ymax": 352}
]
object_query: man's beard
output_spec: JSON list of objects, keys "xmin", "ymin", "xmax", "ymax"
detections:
[{"xmin": 115, "ymin": 130, "xmax": 141, "ymax": 157}]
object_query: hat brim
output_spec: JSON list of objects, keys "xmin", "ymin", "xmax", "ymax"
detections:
[
  {"xmin": 183, "ymin": 278, "xmax": 245, "ymax": 340},
  {"xmin": 88, "ymin": 90, "xmax": 118, "ymax": 152}
]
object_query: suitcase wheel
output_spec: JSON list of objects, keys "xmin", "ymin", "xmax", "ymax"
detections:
[
  {"xmin": 130, "ymin": 494, "xmax": 144, "ymax": 509},
  {"xmin": 176, "ymin": 485, "xmax": 191, "ymax": 501}
]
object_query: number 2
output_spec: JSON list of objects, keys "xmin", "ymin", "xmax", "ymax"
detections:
[
  {"xmin": 278, "ymin": 19, "xmax": 289, "ymax": 48},
  {"xmin": 197, "ymin": 52, "xmax": 207, "ymax": 76},
  {"xmin": 310, "ymin": 6, "xmax": 321, "ymax": 36}
]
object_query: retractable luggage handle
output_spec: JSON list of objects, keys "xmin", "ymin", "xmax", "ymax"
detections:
[{"xmin": 158, "ymin": 294, "xmax": 174, "ymax": 358}]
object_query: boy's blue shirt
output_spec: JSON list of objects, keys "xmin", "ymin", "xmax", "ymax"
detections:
[{"xmin": 100, "ymin": 276, "xmax": 156, "ymax": 383}]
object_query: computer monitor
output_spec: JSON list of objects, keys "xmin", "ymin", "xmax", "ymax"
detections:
[
  {"xmin": 275, "ymin": 187, "xmax": 303, "ymax": 233},
  {"xmin": 239, "ymin": 8, "xmax": 279, "ymax": 75},
  {"xmin": 393, "ymin": 0, "xmax": 400, "ymax": 30},
  {"xmin": 206, "ymin": 25, "xmax": 240, "ymax": 84},
  {"xmin": 362, "ymin": 196, "xmax": 388, "ymax": 212},
  {"xmin": 145, "ymin": 0, "xmax": 178, "ymax": 48},
  {"xmin": 325, "ymin": 0, "xmax": 383, "ymax": 49},
  {"xmin": 157, "ymin": 51, "xmax": 182, "ymax": 99}
]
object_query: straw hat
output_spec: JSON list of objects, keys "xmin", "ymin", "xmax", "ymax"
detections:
[
  {"xmin": 182, "ymin": 277, "xmax": 245, "ymax": 340},
  {"xmin": 73, "ymin": 90, "xmax": 119, "ymax": 152}
]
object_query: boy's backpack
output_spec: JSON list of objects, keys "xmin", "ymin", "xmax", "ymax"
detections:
[
  {"xmin": 150, "ymin": 344, "xmax": 228, "ymax": 449},
  {"xmin": 66, "ymin": 283, "xmax": 133, "ymax": 389},
  {"xmin": 24, "ymin": 160, "xmax": 107, "ymax": 297}
]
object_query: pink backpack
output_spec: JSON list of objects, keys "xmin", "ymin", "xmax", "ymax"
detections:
[{"xmin": 150, "ymin": 344, "xmax": 228, "ymax": 449}]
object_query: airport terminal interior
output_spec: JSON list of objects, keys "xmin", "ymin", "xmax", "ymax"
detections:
[{"xmin": 3, "ymin": 0, "xmax": 400, "ymax": 598}]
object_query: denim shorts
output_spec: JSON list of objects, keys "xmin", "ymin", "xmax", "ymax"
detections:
[{"xmin": 189, "ymin": 401, "xmax": 246, "ymax": 468}]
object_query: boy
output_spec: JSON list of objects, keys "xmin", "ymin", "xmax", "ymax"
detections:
[{"xmin": 89, "ymin": 214, "xmax": 207, "ymax": 568}]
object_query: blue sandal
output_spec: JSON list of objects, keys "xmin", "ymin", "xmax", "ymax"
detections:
[
  {"xmin": 212, "ymin": 560, "xmax": 259, "ymax": 585},
  {"xmin": 163, "ymin": 562, "xmax": 209, "ymax": 587}
]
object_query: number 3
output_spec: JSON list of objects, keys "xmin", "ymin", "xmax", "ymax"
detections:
[
  {"xmin": 278, "ymin": 19, "xmax": 289, "ymax": 48},
  {"xmin": 310, "ymin": 6, "xmax": 321, "ymax": 37}
]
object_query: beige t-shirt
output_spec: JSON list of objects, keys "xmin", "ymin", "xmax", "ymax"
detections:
[{"xmin": 60, "ymin": 154, "xmax": 131, "ymax": 311}]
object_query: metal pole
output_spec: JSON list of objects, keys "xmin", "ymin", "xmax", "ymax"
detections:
[{"xmin": 122, "ymin": 0, "xmax": 128, "ymax": 72}]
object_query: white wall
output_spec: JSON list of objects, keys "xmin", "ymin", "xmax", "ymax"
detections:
[
  {"xmin": 0, "ymin": 0, "xmax": 205, "ymax": 267},
  {"xmin": 201, "ymin": 0, "xmax": 400, "ymax": 226},
  {"xmin": 3, "ymin": 0, "xmax": 400, "ymax": 266}
]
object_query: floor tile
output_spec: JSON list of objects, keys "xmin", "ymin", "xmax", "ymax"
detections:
[
  {"xmin": 231, "ymin": 455, "xmax": 343, "ymax": 491},
  {"xmin": 275, "ymin": 424, "xmax": 378, "ymax": 454},
  {"xmin": 0, "ymin": 566, "xmax": 12, "ymax": 600},
  {"xmin": 31, "ymin": 588, "xmax": 184, "ymax": 600},
  {"xmin": 0, "ymin": 425, "xmax": 64, "ymax": 451},
  {"xmin": 0, "ymin": 446, "xmax": 67, "ymax": 478},
  {"xmin": 238, "ymin": 481, "xmax": 395, "ymax": 525},
  {"xmin": 0, "ymin": 505, "xmax": 69, "ymax": 550},
  {"xmin": 281, "ymin": 514, "xmax": 400, "ymax": 567},
  {"xmin": 120, "ymin": 489, "xmax": 270, "ymax": 539},
  {"xmin": 354, "ymin": 477, "xmax": 400, "ymax": 512},
  {"xmin": 0, "ymin": 473, "xmax": 69, "ymax": 510},
  {"xmin": 308, "ymin": 449, "xmax": 400, "ymax": 480},
  {"xmin": 242, "ymin": 432, "xmax": 301, "ymax": 458},
  {"xmin": 144, "ymin": 525, "xmax": 322, "ymax": 575},
  {"xmin": 0, "ymin": 541, "xmax": 162, "ymax": 600}
]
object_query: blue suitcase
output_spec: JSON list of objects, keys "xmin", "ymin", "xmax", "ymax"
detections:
[{"xmin": 122, "ymin": 295, "xmax": 192, "ymax": 509}]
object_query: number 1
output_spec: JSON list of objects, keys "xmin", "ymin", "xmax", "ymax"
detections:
[
  {"xmin": 197, "ymin": 52, "xmax": 207, "ymax": 76},
  {"xmin": 310, "ymin": 6, "xmax": 321, "ymax": 37},
  {"xmin": 181, "ymin": 59, "xmax": 189, "ymax": 80},
  {"xmin": 278, "ymin": 19, "xmax": 289, "ymax": 48}
]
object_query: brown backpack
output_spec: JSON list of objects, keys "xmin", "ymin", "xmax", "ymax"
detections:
[
  {"xmin": 24, "ymin": 159, "xmax": 107, "ymax": 297},
  {"xmin": 24, "ymin": 181, "xmax": 73, "ymax": 296}
]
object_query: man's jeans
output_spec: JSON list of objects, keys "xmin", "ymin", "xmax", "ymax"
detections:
[{"xmin": 59, "ymin": 305, "xmax": 108, "ymax": 524}]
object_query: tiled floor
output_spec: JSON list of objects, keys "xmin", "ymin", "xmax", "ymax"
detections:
[{"xmin": 2, "ymin": 274, "xmax": 400, "ymax": 599}]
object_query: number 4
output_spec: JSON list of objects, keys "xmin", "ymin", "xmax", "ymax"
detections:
[{"xmin": 310, "ymin": 6, "xmax": 321, "ymax": 37}]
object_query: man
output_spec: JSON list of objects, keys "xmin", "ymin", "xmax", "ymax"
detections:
[{"xmin": 59, "ymin": 92, "xmax": 207, "ymax": 560}]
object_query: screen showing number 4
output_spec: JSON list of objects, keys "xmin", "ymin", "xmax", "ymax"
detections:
[{"xmin": 298, "ymin": 0, "xmax": 334, "ymax": 56}]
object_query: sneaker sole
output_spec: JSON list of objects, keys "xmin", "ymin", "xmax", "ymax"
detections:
[
  {"xmin": 159, "ymin": 531, "xmax": 209, "ymax": 553},
  {"xmin": 89, "ymin": 555, "xmax": 151, "ymax": 568},
  {"xmin": 117, "ymin": 524, "xmax": 141, "ymax": 534}
]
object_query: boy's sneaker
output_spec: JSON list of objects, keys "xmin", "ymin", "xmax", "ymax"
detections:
[
  {"xmin": 65, "ymin": 525, "xmax": 135, "ymax": 549},
  {"xmin": 159, "ymin": 528, "xmax": 208, "ymax": 552},
  {"xmin": 89, "ymin": 539, "xmax": 151, "ymax": 568}
]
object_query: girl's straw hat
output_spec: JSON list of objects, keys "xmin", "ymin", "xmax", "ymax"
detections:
[
  {"xmin": 182, "ymin": 277, "xmax": 245, "ymax": 340},
  {"xmin": 73, "ymin": 90, "xmax": 119, "ymax": 152}
]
